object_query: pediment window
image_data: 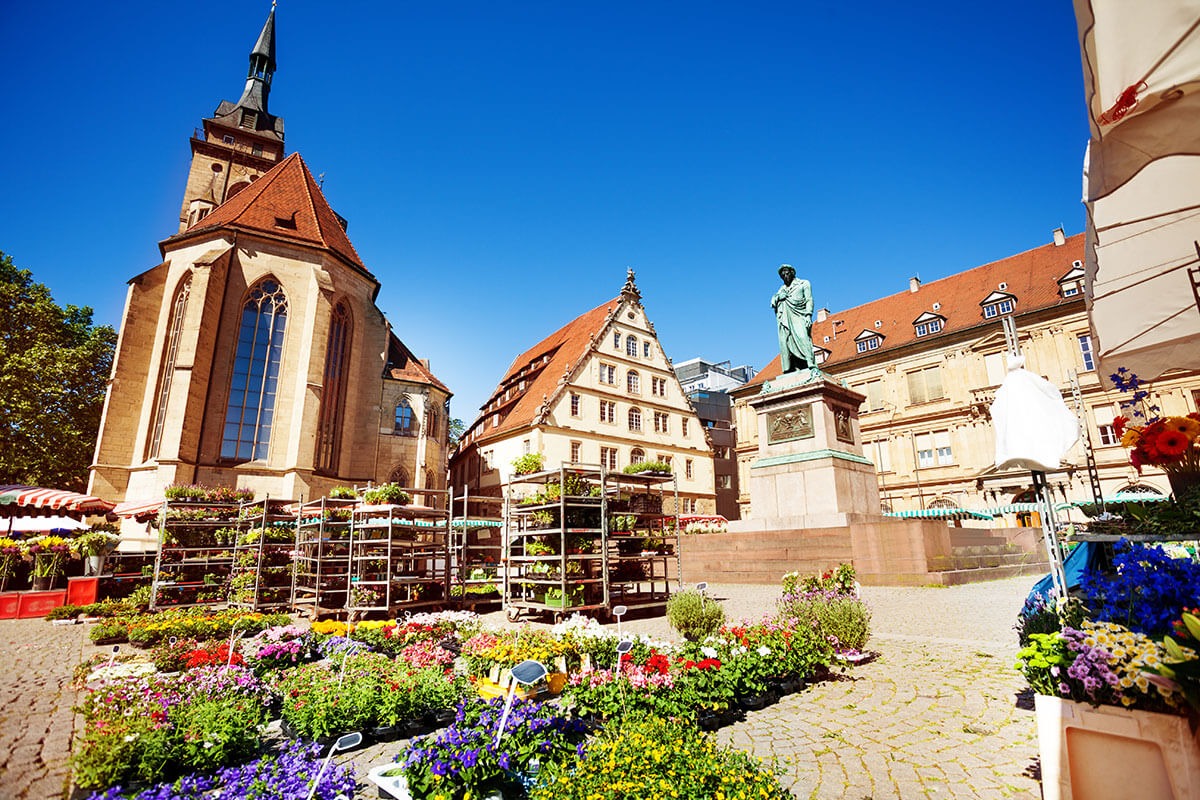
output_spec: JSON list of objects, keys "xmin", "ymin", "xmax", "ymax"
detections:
[
  {"xmin": 980, "ymin": 291, "xmax": 1016, "ymax": 319},
  {"xmin": 854, "ymin": 329, "xmax": 884, "ymax": 353},
  {"xmin": 912, "ymin": 311, "xmax": 946, "ymax": 337}
]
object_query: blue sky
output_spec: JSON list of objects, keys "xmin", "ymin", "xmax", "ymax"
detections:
[{"xmin": 0, "ymin": 1, "xmax": 1089, "ymax": 422}]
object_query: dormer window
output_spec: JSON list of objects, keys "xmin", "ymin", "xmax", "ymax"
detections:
[
  {"xmin": 814, "ymin": 347, "xmax": 830, "ymax": 365},
  {"xmin": 980, "ymin": 291, "xmax": 1016, "ymax": 319},
  {"xmin": 912, "ymin": 311, "xmax": 945, "ymax": 337},
  {"xmin": 854, "ymin": 329, "xmax": 884, "ymax": 353},
  {"xmin": 1057, "ymin": 264, "xmax": 1086, "ymax": 299},
  {"xmin": 240, "ymin": 110, "xmax": 257, "ymax": 129}
]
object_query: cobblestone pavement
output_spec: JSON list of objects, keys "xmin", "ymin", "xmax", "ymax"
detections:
[
  {"xmin": 0, "ymin": 619, "xmax": 89, "ymax": 800},
  {"xmin": 0, "ymin": 575, "xmax": 1041, "ymax": 799}
]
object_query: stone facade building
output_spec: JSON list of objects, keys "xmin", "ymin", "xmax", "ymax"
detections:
[
  {"xmin": 89, "ymin": 8, "xmax": 451, "ymax": 509},
  {"xmin": 450, "ymin": 271, "xmax": 716, "ymax": 513},
  {"xmin": 733, "ymin": 230, "xmax": 1200, "ymax": 523}
]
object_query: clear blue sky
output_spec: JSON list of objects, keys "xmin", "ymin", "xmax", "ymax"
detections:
[{"xmin": 0, "ymin": 1, "xmax": 1089, "ymax": 422}]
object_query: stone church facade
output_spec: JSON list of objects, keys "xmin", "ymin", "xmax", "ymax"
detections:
[{"xmin": 89, "ymin": 7, "xmax": 451, "ymax": 508}]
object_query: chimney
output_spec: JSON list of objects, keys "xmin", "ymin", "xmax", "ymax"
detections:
[
  {"xmin": 1053, "ymin": 227, "xmax": 1066, "ymax": 246},
  {"xmin": 909, "ymin": 276, "xmax": 920, "ymax": 293},
  {"xmin": 816, "ymin": 307, "xmax": 829, "ymax": 322}
]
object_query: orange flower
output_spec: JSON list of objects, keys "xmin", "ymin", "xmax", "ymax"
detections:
[{"xmin": 1164, "ymin": 416, "xmax": 1200, "ymax": 439}]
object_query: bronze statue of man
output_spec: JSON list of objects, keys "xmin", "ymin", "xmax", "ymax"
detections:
[{"xmin": 771, "ymin": 264, "xmax": 815, "ymax": 373}]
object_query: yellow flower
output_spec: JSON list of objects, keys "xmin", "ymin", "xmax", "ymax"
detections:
[
  {"xmin": 1165, "ymin": 416, "xmax": 1200, "ymax": 438},
  {"xmin": 1121, "ymin": 428, "xmax": 1142, "ymax": 447}
]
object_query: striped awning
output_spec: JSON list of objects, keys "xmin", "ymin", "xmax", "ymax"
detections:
[
  {"xmin": 885, "ymin": 508, "xmax": 995, "ymax": 521},
  {"xmin": 0, "ymin": 485, "xmax": 115, "ymax": 515},
  {"xmin": 1075, "ymin": 492, "xmax": 1171, "ymax": 506},
  {"xmin": 451, "ymin": 519, "xmax": 503, "ymax": 528},
  {"xmin": 984, "ymin": 503, "xmax": 1042, "ymax": 514},
  {"xmin": 113, "ymin": 498, "xmax": 166, "ymax": 521}
]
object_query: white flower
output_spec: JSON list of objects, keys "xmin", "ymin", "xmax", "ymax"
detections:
[
  {"xmin": 757, "ymin": 645, "xmax": 771, "ymax": 657},
  {"xmin": 701, "ymin": 646, "xmax": 718, "ymax": 659},
  {"xmin": 123, "ymin": 734, "xmax": 138, "ymax": 742}
]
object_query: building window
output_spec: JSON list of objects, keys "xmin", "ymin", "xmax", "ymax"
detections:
[
  {"xmin": 222, "ymin": 134, "xmax": 236, "ymax": 145},
  {"xmin": 613, "ymin": 332, "xmax": 621, "ymax": 349},
  {"xmin": 685, "ymin": 459, "xmax": 693, "ymax": 479},
  {"xmin": 654, "ymin": 411, "xmax": 670, "ymax": 434},
  {"xmin": 627, "ymin": 370, "xmax": 640, "ymax": 394},
  {"xmin": 915, "ymin": 431, "xmax": 953, "ymax": 467},
  {"xmin": 240, "ymin": 109, "xmax": 257, "ymax": 129},
  {"xmin": 221, "ymin": 279, "xmax": 287, "ymax": 461},
  {"xmin": 1062, "ymin": 282, "xmax": 1080, "ymax": 297},
  {"xmin": 652, "ymin": 376, "xmax": 667, "ymax": 397},
  {"xmin": 717, "ymin": 474, "xmax": 733, "ymax": 489},
  {"xmin": 643, "ymin": 341, "xmax": 651, "ymax": 358},
  {"xmin": 600, "ymin": 363, "xmax": 616, "ymax": 384},
  {"xmin": 570, "ymin": 393, "xmax": 581, "ymax": 416},
  {"xmin": 682, "ymin": 497, "xmax": 697, "ymax": 513},
  {"xmin": 626, "ymin": 335, "xmax": 638, "ymax": 357},
  {"xmin": 148, "ymin": 278, "xmax": 192, "ymax": 459},
  {"xmin": 600, "ymin": 400, "xmax": 616, "ymax": 424},
  {"xmin": 856, "ymin": 379, "xmax": 885, "ymax": 412},
  {"xmin": 315, "ymin": 301, "xmax": 352, "ymax": 472},
  {"xmin": 1093, "ymin": 405, "xmax": 1118, "ymax": 445},
  {"xmin": 390, "ymin": 467, "xmax": 410, "ymax": 487},
  {"xmin": 570, "ymin": 441, "xmax": 582, "ymax": 462},
  {"xmin": 982, "ymin": 298, "xmax": 1014, "ymax": 318},
  {"xmin": 681, "ymin": 417, "xmax": 689, "ymax": 437},
  {"xmin": 631, "ymin": 447, "xmax": 646, "ymax": 464},
  {"xmin": 856, "ymin": 336, "xmax": 881, "ymax": 353},
  {"xmin": 628, "ymin": 407, "xmax": 643, "ymax": 432},
  {"xmin": 869, "ymin": 440, "xmax": 892, "ymax": 473},
  {"xmin": 522, "ymin": 439, "xmax": 531, "ymax": 455},
  {"xmin": 600, "ymin": 447, "xmax": 618, "ymax": 471},
  {"xmin": 914, "ymin": 319, "xmax": 943, "ymax": 337},
  {"xmin": 1078, "ymin": 333, "xmax": 1095, "ymax": 371},
  {"xmin": 395, "ymin": 397, "xmax": 416, "ymax": 436},
  {"xmin": 482, "ymin": 450, "xmax": 494, "ymax": 471},
  {"xmin": 907, "ymin": 365, "xmax": 944, "ymax": 405},
  {"xmin": 251, "ymin": 144, "xmax": 263, "ymax": 157}
]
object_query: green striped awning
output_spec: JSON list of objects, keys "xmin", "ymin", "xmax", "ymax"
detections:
[
  {"xmin": 885, "ymin": 508, "xmax": 995, "ymax": 521},
  {"xmin": 984, "ymin": 503, "xmax": 1042, "ymax": 515}
]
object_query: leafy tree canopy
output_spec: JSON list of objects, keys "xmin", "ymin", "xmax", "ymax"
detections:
[
  {"xmin": 0, "ymin": 251, "xmax": 117, "ymax": 491},
  {"xmin": 448, "ymin": 417, "xmax": 466, "ymax": 451}
]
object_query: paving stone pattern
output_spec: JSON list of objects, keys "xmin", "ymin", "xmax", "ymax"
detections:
[{"xmin": 0, "ymin": 576, "xmax": 1042, "ymax": 799}]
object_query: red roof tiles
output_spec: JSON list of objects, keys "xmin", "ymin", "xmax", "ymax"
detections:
[{"xmin": 168, "ymin": 153, "xmax": 368, "ymax": 273}]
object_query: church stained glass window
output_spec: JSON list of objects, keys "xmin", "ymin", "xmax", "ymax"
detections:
[{"xmin": 221, "ymin": 279, "xmax": 287, "ymax": 461}]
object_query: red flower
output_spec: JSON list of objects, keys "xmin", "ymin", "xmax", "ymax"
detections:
[
  {"xmin": 1113, "ymin": 415, "xmax": 1128, "ymax": 437},
  {"xmin": 1156, "ymin": 429, "xmax": 1190, "ymax": 457}
]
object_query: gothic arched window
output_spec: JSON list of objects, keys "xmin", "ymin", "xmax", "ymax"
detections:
[
  {"xmin": 147, "ymin": 277, "xmax": 191, "ymax": 459},
  {"xmin": 389, "ymin": 466, "xmax": 410, "ymax": 487},
  {"xmin": 221, "ymin": 279, "xmax": 287, "ymax": 461},
  {"xmin": 395, "ymin": 397, "xmax": 416, "ymax": 436},
  {"xmin": 315, "ymin": 301, "xmax": 352, "ymax": 473}
]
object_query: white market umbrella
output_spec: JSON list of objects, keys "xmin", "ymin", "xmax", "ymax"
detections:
[{"xmin": 1074, "ymin": 1, "xmax": 1200, "ymax": 380}]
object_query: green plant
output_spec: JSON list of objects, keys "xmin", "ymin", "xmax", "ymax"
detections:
[
  {"xmin": 777, "ymin": 594, "xmax": 871, "ymax": 651},
  {"xmin": 532, "ymin": 715, "xmax": 790, "ymax": 800},
  {"xmin": 524, "ymin": 539, "xmax": 556, "ymax": 556},
  {"xmin": 72, "ymin": 530, "xmax": 121, "ymax": 557},
  {"xmin": 623, "ymin": 460, "xmax": 673, "ymax": 474},
  {"xmin": 528, "ymin": 510, "xmax": 556, "ymax": 529},
  {"xmin": 45, "ymin": 604, "xmax": 83, "ymax": 621},
  {"xmin": 328, "ymin": 485, "xmax": 357, "ymax": 499},
  {"xmin": 279, "ymin": 659, "xmax": 378, "ymax": 740},
  {"xmin": 782, "ymin": 563, "xmax": 857, "ymax": 596},
  {"xmin": 511, "ymin": 452, "xmax": 545, "ymax": 475},
  {"xmin": 668, "ymin": 590, "xmax": 726, "ymax": 641},
  {"xmin": 363, "ymin": 482, "xmax": 411, "ymax": 505}
]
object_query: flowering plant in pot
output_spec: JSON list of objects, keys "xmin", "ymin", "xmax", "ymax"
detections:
[
  {"xmin": 398, "ymin": 698, "xmax": 589, "ymax": 799},
  {"xmin": 1110, "ymin": 368, "xmax": 1200, "ymax": 496},
  {"xmin": 23, "ymin": 534, "xmax": 73, "ymax": 589},
  {"xmin": 362, "ymin": 482, "xmax": 411, "ymax": 506},
  {"xmin": 0, "ymin": 537, "xmax": 22, "ymax": 590}
]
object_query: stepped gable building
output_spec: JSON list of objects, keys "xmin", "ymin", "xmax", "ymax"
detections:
[
  {"xmin": 733, "ymin": 230, "xmax": 1200, "ymax": 522},
  {"xmin": 450, "ymin": 270, "xmax": 716, "ymax": 514},
  {"xmin": 89, "ymin": 7, "xmax": 451, "ymax": 510}
]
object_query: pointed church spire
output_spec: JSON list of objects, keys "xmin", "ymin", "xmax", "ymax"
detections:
[{"xmin": 237, "ymin": 3, "xmax": 278, "ymax": 114}]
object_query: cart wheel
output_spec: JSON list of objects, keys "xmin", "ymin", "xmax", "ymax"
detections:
[{"xmin": 505, "ymin": 606, "xmax": 521, "ymax": 623}]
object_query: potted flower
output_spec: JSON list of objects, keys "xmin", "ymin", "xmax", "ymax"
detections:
[
  {"xmin": 23, "ymin": 535, "xmax": 73, "ymax": 591},
  {"xmin": 363, "ymin": 483, "xmax": 411, "ymax": 506},
  {"xmin": 0, "ymin": 537, "xmax": 23, "ymax": 593},
  {"xmin": 72, "ymin": 529, "xmax": 121, "ymax": 576},
  {"xmin": 1111, "ymin": 368, "xmax": 1200, "ymax": 498},
  {"xmin": 511, "ymin": 452, "xmax": 545, "ymax": 476}
]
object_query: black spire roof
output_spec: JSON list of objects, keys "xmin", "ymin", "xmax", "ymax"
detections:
[{"xmin": 208, "ymin": 3, "xmax": 284, "ymax": 142}]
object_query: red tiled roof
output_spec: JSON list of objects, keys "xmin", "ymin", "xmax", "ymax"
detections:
[
  {"xmin": 167, "ymin": 153, "xmax": 368, "ymax": 273},
  {"xmin": 463, "ymin": 296, "xmax": 622, "ymax": 443},
  {"xmin": 743, "ymin": 234, "xmax": 1086, "ymax": 390},
  {"xmin": 386, "ymin": 331, "xmax": 450, "ymax": 394}
]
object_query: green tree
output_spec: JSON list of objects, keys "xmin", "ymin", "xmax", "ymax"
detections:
[
  {"xmin": 448, "ymin": 417, "xmax": 466, "ymax": 450},
  {"xmin": 0, "ymin": 251, "xmax": 117, "ymax": 491}
]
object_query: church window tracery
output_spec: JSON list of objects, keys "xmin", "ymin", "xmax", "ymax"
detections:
[{"xmin": 221, "ymin": 279, "xmax": 287, "ymax": 461}]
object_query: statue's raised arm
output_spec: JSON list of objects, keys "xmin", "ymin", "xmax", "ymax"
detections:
[{"xmin": 773, "ymin": 264, "xmax": 816, "ymax": 373}]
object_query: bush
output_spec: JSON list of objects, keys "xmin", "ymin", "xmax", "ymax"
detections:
[
  {"xmin": 778, "ymin": 593, "xmax": 871, "ymax": 651},
  {"xmin": 511, "ymin": 452, "xmax": 545, "ymax": 475},
  {"xmin": 532, "ymin": 715, "xmax": 791, "ymax": 800},
  {"xmin": 667, "ymin": 590, "xmax": 725, "ymax": 641}
]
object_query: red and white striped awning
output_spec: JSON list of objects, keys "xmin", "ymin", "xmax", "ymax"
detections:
[
  {"xmin": 112, "ymin": 498, "xmax": 166, "ymax": 521},
  {"xmin": 0, "ymin": 485, "xmax": 115, "ymax": 515}
]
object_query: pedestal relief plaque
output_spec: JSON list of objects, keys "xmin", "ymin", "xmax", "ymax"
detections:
[
  {"xmin": 834, "ymin": 406, "xmax": 854, "ymax": 444},
  {"xmin": 767, "ymin": 404, "xmax": 813, "ymax": 444}
]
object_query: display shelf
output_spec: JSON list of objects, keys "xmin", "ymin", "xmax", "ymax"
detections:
[
  {"xmin": 149, "ymin": 500, "xmax": 244, "ymax": 610},
  {"xmin": 291, "ymin": 497, "xmax": 356, "ymax": 617},
  {"xmin": 346, "ymin": 488, "xmax": 450, "ymax": 616},
  {"xmin": 227, "ymin": 497, "xmax": 297, "ymax": 611}
]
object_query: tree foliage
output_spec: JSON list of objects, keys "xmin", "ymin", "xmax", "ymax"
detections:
[
  {"xmin": 448, "ymin": 417, "xmax": 466, "ymax": 450},
  {"xmin": 0, "ymin": 251, "xmax": 117, "ymax": 490}
]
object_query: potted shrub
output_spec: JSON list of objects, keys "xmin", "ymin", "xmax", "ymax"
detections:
[
  {"xmin": 667, "ymin": 590, "xmax": 725, "ymax": 642},
  {"xmin": 511, "ymin": 452, "xmax": 545, "ymax": 476},
  {"xmin": 363, "ymin": 483, "xmax": 411, "ymax": 506}
]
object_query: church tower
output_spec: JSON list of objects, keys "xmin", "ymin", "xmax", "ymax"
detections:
[{"xmin": 177, "ymin": 3, "xmax": 286, "ymax": 232}]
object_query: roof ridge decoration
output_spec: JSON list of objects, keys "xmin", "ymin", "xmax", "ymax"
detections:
[{"xmin": 621, "ymin": 267, "xmax": 642, "ymax": 304}]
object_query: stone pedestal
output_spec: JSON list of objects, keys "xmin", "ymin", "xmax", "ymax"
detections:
[{"xmin": 731, "ymin": 369, "xmax": 883, "ymax": 531}]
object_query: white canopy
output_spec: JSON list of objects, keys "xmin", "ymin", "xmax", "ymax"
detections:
[{"xmin": 1075, "ymin": 1, "xmax": 1200, "ymax": 381}]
